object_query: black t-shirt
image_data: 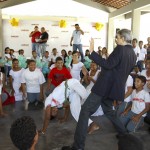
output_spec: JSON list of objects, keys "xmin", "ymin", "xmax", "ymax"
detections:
[{"xmin": 40, "ymin": 32, "xmax": 49, "ymax": 43}]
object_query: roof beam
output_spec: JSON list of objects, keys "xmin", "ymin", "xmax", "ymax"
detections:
[
  {"xmin": 109, "ymin": 0, "xmax": 150, "ymax": 18},
  {"xmin": 0, "ymin": 0, "xmax": 35, "ymax": 9},
  {"xmin": 73, "ymin": 0, "xmax": 114, "ymax": 13}
]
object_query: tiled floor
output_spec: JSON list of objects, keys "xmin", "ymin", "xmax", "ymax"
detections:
[{"xmin": 0, "ymin": 101, "xmax": 150, "ymax": 150}]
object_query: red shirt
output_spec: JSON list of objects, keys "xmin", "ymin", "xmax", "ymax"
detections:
[
  {"xmin": 48, "ymin": 67, "xmax": 72, "ymax": 86},
  {"xmin": 31, "ymin": 31, "xmax": 41, "ymax": 43}
]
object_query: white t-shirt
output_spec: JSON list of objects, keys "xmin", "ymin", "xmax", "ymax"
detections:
[
  {"xmin": 50, "ymin": 54, "xmax": 59, "ymax": 63},
  {"xmin": 140, "ymin": 48, "xmax": 147, "ymax": 55},
  {"xmin": 31, "ymin": 56, "xmax": 40, "ymax": 61},
  {"xmin": 21, "ymin": 68, "xmax": 45, "ymax": 93},
  {"xmin": 133, "ymin": 46, "xmax": 140, "ymax": 56},
  {"xmin": 70, "ymin": 62, "xmax": 84, "ymax": 80},
  {"xmin": 102, "ymin": 54, "xmax": 107, "ymax": 59},
  {"xmin": 86, "ymin": 70, "xmax": 100, "ymax": 93},
  {"xmin": 45, "ymin": 79, "xmax": 87, "ymax": 108},
  {"xmin": 131, "ymin": 89, "xmax": 150, "ymax": 117},
  {"xmin": 5, "ymin": 54, "xmax": 11, "ymax": 66},
  {"xmin": 9, "ymin": 68, "xmax": 25, "ymax": 88},
  {"xmin": 124, "ymin": 75, "xmax": 133, "ymax": 102},
  {"xmin": 138, "ymin": 48, "xmax": 147, "ymax": 61},
  {"xmin": 72, "ymin": 30, "xmax": 82, "ymax": 44},
  {"xmin": 141, "ymin": 70, "xmax": 150, "ymax": 93},
  {"xmin": 42, "ymin": 56, "xmax": 51, "ymax": 63}
]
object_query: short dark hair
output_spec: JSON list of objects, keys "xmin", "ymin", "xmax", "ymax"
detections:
[
  {"xmin": 34, "ymin": 26, "xmax": 38, "ymax": 28},
  {"xmin": 12, "ymin": 58, "xmax": 18, "ymax": 63},
  {"xmin": 10, "ymin": 49, "xmax": 14, "ymax": 52},
  {"xmin": 75, "ymin": 24, "xmax": 79, "ymax": 26},
  {"xmin": 135, "ymin": 75, "xmax": 147, "ymax": 85},
  {"xmin": 32, "ymin": 50, "xmax": 36, "ymax": 53},
  {"xmin": 28, "ymin": 59, "xmax": 36, "ymax": 65},
  {"xmin": 10, "ymin": 116, "xmax": 36, "ymax": 150},
  {"xmin": 139, "ymin": 41, "xmax": 143, "ymax": 44},
  {"xmin": 56, "ymin": 57, "xmax": 63, "ymax": 62},
  {"xmin": 45, "ymin": 51, "xmax": 49, "ymax": 53},
  {"xmin": 5, "ymin": 47, "xmax": 10, "ymax": 51},
  {"xmin": 52, "ymin": 48, "xmax": 57, "ymax": 52},
  {"xmin": 133, "ymin": 38, "xmax": 138, "ymax": 43},
  {"xmin": 18, "ymin": 49, "xmax": 24, "ymax": 54},
  {"xmin": 118, "ymin": 134, "xmax": 144, "ymax": 150}
]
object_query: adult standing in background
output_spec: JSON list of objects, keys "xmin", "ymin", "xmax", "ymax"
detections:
[
  {"xmin": 29, "ymin": 26, "xmax": 41, "ymax": 56},
  {"xmin": 70, "ymin": 24, "xmax": 84, "ymax": 62},
  {"xmin": 38, "ymin": 27, "xmax": 49, "ymax": 57}
]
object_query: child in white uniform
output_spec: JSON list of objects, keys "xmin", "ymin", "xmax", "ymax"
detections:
[
  {"xmin": 9, "ymin": 59, "xmax": 25, "ymax": 101},
  {"xmin": 21, "ymin": 60, "xmax": 45, "ymax": 104},
  {"xmin": 117, "ymin": 75, "xmax": 133, "ymax": 115},
  {"xmin": 120, "ymin": 75, "xmax": 150, "ymax": 132},
  {"xmin": 40, "ymin": 79, "xmax": 100, "ymax": 134}
]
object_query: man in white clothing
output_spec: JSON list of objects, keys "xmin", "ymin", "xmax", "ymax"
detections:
[
  {"xmin": 70, "ymin": 24, "xmax": 84, "ymax": 62},
  {"xmin": 39, "ymin": 79, "xmax": 100, "ymax": 134}
]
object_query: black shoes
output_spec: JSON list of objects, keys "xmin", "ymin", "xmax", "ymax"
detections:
[
  {"xmin": 61, "ymin": 146, "xmax": 74, "ymax": 150},
  {"xmin": 116, "ymin": 133, "xmax": 128, "ymax": 139}
]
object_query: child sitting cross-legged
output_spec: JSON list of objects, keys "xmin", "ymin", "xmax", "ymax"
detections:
[
  {"xmin": 120, "ymin": 75, "xmax": 150, "ymax": 132},
  {"xmin": 45, "ymin": 57, "xmax": 72, "ymax": 97}
]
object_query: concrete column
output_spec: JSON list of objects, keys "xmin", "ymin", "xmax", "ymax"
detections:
[
  {"xmin": 107, "ymin": 18, "xmax": 115, "ymax": 54},
  {"xmin": 131, "ymin": 9, "xmax": 141, "ymax": 40},
  {"xmin": 0, "ymin": 9, "xmax": 3, "ymax": 55}
]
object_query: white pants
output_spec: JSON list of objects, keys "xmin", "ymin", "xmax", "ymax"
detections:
[{"xmin": 69, "ymin": 92, "xmax": 93, "ymax": 126}]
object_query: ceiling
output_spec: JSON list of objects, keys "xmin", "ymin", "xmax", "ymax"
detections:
[
  {"xmin": 91, "ymin": 0, "xmax": 137, "ymax": 9},
  {"xmin": 0, "ymin": 0, "xmax": 34, "ymax": 9}
]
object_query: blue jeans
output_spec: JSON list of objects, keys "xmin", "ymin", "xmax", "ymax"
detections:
[
  {"xmin": 4, "ymin": 65, "xmax": 11, "ymax": 81},
  {"xmin": 27, "ymin": 93, "xmax": 40, "ymax": 103},
  {"xmin": 39, "ymin": 43, "xmax": 47, "ymax": 57},
  {"xmin": 73, "ymin": 44, "xmax": 84, "ymax": 62},
  {"xmin": 137, "ymin": 60, "xmax": 144, "ymax": 72},
  {"xmin": 32, "ymin": 43, "xmax": 40, "ymax": 56},
  {"xmin": 120, "ymin": 110, "xmax": 144, "ymax": 132},
  {"xmin": 117, "ymin": 101, "xmax": 132, "ymax": 115}
]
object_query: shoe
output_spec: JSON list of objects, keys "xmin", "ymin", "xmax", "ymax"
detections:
[
  {"xmin": 116, "ymin": 133, "xmax": 128, "ymax": 139},
  {"xmin": 61, "ymin": 146, "xmax": 79, "ymax": 150},
  {"xmin": 61, "ymin": 146, "xmax": 73, "ymax": 150}
]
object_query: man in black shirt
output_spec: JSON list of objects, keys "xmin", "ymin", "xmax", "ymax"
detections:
[
  {"xmin": 62, "ymin": 29, "xmax": 136, "ymax": 150},
  {"xmin": 38, "ymin": 27, "xmax": 49, "ymax": 57}
]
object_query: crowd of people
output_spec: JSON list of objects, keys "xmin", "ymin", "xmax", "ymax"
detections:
[{"xmin": 0, "ymin": 27, "xmax": 150, "ymax": 150}]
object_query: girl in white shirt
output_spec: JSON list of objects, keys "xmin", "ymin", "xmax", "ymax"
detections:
[
  {"xmin": 9, "ymin": 59, "xmax": 25, "ymax": 101},
  {"xmin": 83, "ymin": 61, "xmax": 103, "ymax": 134},
  {"xmin": 101, "ymin": 47, "xmax": 109, "ymax": 59},
  {"xmin": 70, "ymin": 51, "xmax": 88, "ymax": 81}
]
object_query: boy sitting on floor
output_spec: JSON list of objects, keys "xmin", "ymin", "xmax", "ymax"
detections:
[
  {"xmin": 46, "ymin": 57, "xmax": 72, "ymax": 96},
  {"xmin": 120, "ymin": 75, "xmax": 150, "ymax": 132},
  {"xmin": 10, "ymin": 116, "xmax": 38, "ymax": 150}
]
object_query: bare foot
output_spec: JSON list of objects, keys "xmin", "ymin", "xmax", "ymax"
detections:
[{"xmin": 88, "ymin": 122, "xmax": 100, "ymax": 134}]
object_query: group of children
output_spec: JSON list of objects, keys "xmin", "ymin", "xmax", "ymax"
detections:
[{"xmin": 0, "ymin": 42, "xmax": 150, "ymax": 150}]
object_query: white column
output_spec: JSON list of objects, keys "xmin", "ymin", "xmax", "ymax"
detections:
[
  {"xmin": 107, "ymin": 18, "xmax": 115, "ymax": 54},
  {"xmin": 131, "ymin": 9, "xmax": 141, "ymax": 40},
  {"xmin": 0, "ymin": 9, "xmax": 3, "ymax": 55}
]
